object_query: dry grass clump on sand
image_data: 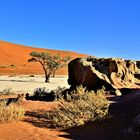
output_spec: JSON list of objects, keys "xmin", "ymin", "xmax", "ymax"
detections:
[
  {"xmin": 0, "ymin": 87, "xmax": 13, "ymax": 95},
  {"xmin": 0, "ymin": 101, "xmax": 25, "ymax": 123},
  {"xmin": 46, "ymin": 85, "xmax": 110, "ymax": 129},
  {"xmin": 27, "ymin": 86, "xmax": 66, "ymax": 101}
]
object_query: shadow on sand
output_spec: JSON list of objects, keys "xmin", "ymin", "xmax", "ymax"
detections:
[
  {"xmin": 24, "ymin": 109, "xmax": 54, "ymax": 128},
  {"xmin": 24, "ymin": 88, "xmax": 140, "ymax": 140}
]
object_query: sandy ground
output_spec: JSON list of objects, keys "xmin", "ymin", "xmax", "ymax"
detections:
[
  {"xmin": 0, "ymin": 75, "xmax": 69, "ymax": 94},
  {"xmin": 0, "ymin": 74, "xmax": 140, "ymax": 139},
  {"xmin": 0, "ymin": 93, "xmax": 140, "ymax": 140},
  {"xmin": 0, "ymin": 40, "xmax": 87, "ymax": 75},
  {"xmin": 0, "ymin": 101, "xmax": 69, "ymax": 140}
]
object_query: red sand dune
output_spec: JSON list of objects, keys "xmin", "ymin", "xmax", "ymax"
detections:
[{"xmin": 0, "ymin": 40, "xmax": 87, "ymax": 75}]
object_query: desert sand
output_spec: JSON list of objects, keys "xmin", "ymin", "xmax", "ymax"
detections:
[
  {"xmin": 0, "ymin": 40, "xmax": 87, "ymax": 75},
  {"xmin": 0, "ymin": 75, "xmax": 70, "ymax": 140},
  {"xmin": 0, "ymin": 40, "xmax": 140, "ymax": 140},
  {"xmin": 0, "ymin": 75, "xmax": 69, "ymax": 94},
  {"xmin": 0, "ymin": 40, "xmax": 80, "ymax": 140},
  {"xmin": 0, "ymin": 101, "xmax": 69, "ymax": 140},
  {"xmin": 0, "ymin": 91, "xmax": 140, "ymax": 140}
]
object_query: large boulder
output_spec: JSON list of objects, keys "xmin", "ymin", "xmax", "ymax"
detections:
[{"xmin": 68, "ymin": 57, "xmax": 139, "ymax": 95}]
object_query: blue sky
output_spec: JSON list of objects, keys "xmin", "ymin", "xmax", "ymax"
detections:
[{"xmin": 0, "ymin": 0, "xmax": 140, "ymax": 60}]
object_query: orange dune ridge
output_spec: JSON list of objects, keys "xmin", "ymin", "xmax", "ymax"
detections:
[{"xmin": 0, "ymin": 40, "xmax": 87, "ymax": 75}]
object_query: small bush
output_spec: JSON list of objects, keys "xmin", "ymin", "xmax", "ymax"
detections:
[
  {"xmin": 2, "ymin": 88, "xmax": 13, "ymax": 95},
  {"xmin": 29, "ymin": 87, "xmax": 55, "ymax": 101},
  {"xmin": 0, "ymin": 102, "xmax": 25, "ymax": 123},
  {"xmin": 46, "ymin": 85, "xmax": 110, "ymax": 129},
  {"xmin": 10, "ymin": 64, "xmax": 16, "ymax": 67},
  {"xmin": 0, "ymin": 65, "xmax": 8, "ymax": 68},
  {"xmin": 53, "ymin": 86, "xmax": 66, "ymax": 100},
  {"xmin": 33, "ymin": 87, "xmax": 50, "ymax": 97},
  {"xmin": 9, "ymin": 74, "xmax": 16, "ymax": 77},
  {"xmin": 31, "ymin": 87, "xmax": 67, "ymax": 101},
  {"xmin": 29, "ymin": 75, "xmax": 35, "ymax": 77}
]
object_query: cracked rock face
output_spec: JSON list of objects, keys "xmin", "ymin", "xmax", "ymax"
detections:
[{"xmin": 68, "ymin": 57, "xmax": 140, "ymax": 95}]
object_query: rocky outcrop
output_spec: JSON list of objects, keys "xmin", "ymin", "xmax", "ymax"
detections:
[{"xmin": 68, "ymin": 57, "xmax": 140, "ymax": 95}]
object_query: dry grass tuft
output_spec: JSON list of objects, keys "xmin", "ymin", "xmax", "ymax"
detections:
[
  {"xmin": 0, "ymin": 101, "xmax": 25, "ymax": 123},
  {"xmin": 46, "ymin": 85, "xmax": 110, "ymax": 129},
  {"xmin": 1, "ymin": 87, "xmax": 13, "ymax": 95}
]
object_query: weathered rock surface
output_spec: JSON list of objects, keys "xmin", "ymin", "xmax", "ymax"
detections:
[{"xmin": 68, "ymin": 57, "xmax": 140, "ymax": 95}]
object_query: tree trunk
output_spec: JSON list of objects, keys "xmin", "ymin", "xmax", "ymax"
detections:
[
  {"xmin": 45, "ymin": 72, "xmax": 52, "ymax": 83},
  {"xmin": 45, "ymin": 75, "xmax": 50, "ymax": 83},
  {"xmin": 39, "ymin": 62, "xmax": 50, "ymax": 83},
  {"xmin": 52, "ymin": 70, "xmax": 56, "ymax": 78}
]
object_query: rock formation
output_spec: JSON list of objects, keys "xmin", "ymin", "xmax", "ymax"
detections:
[{"xmin": 68, "ymin": 57, "xmax": 140, "ymax": 95}]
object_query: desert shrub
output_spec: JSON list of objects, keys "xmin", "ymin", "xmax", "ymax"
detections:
[
  {"xmin": 33, "ymin": 87, "xmax": 48, "ymax": 97},
  {"xmin": 29, "ymin": 75, "xmax": 35, "ymax": 77},
  {"xmin": 9, "ymin": 74, "xmax": 16, "ymax": 77},
  {"xmin": 0, "ymin": 65, "xmax": 8, "ymax": 68},
  {"xmin": 30, "ymin": 87, "xmax": 55, "ymax": 101},
  {"xmin": 33, "ymin": 87, "xmax": 50, "ymax": 97},
  {"xmin": 10, "ymin": 64, "xmax": 16, "ymax": 67},
  {"xmin": 46, "ymin": 85, "xmax": 110, "ymax": 129},
  {"xmin": 53, "ymin": 86, "xmax": 66, "ymax": 100},
  {"xmin": 31, "ymin": 87, "xmax": 67, "ymax": 101},
  {"xmin": 0, "ymin": 64, "xmax": 16, "ymax": 69},
  {"xmin": 2, "ymin": 87, "xmax": 13, "ymax": 95},
  {"xmin": 0, "ymin": 101, "xmax": 25, "ymax": 123}
]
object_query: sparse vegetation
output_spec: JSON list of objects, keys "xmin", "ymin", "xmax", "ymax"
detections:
[
  {"xmin": 26, "ymin": 87, "xmax": 55, "ymax": 101},
  {"xmin": 10, "ymin": 64, "xmax": 16, "ymax": 67},
  {"xmin": 27, "ymin": 86, "xmax": 67, "ymax": 101},
  {"xmin": 0, "ymin": 101, "xmax": 25, "ymax": 123},
  {"xmin": 28, "ymin": 51, "xmax": 71, "ymax": 82},
  {"xmin": 33, "ymin": 87, "xmax": 51, "ymax": 97},
  {"xmin": 53, "ymin": 86, "xmax": 66, "ymax": 100},
  {"xmin": 29, "ymin": 75, "xmax": 35, "ymax": 77},
  {"xmin": 0, "ymin": 64, "xmax": 16, "ymax": 68},
  {"xmin": 9, "ymin": 74, "xmax": 16, "ymax": 77},
  {"xmin": 0, "ymin": 65, "xmax": 8, "ymax": 68},
  {"xmin": 46, "ymin": 85, "xmax": 110, "ymax": 129},
  {"xmin": 1, "ymin": 87, "xmax": 13, "ymax": 95}
]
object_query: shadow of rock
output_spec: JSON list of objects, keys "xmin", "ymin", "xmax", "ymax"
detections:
[
  {"xmin": 24, "ymin": 90, "xmax": 140, "ymax": 140},
  {"xmin": 25, "ymin": 93, "xmax": 55, "ymax": 102},
  {"xmin": 24, "ymin": 110, "xmax": 54, "ymax": 128},
  {"xmin": 58, "ymin": 93, "xmax": 140, "ymax": 140},
  {"xmin": 120, "ymin": 88, "xmax": 140, "ymax": 95}
]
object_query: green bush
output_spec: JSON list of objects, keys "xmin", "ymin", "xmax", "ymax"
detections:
[
  {"xmin": 46, "ymin": 85, "xmax": 110, "ymax": 129},
  {"xmin": 0, "ymin": 102, "xmax": 25, "ymax": 123}
]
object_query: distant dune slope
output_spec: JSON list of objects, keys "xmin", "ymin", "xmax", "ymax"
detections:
[{"xmin": 0, "ymin": 40, "xmax": 87, "ymax": 75}]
